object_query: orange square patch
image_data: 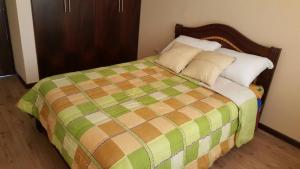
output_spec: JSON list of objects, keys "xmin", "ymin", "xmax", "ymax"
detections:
[
  {"xmin": 132, "ymin": 122, "xmax": 161, "ymax": 143},
  {"xmin": 86, "ymin": 87, "xmax": 108, "ymax": 99},
  {"xmin": 187, "ymin": 91, "xmax": 206, "ymax": 100},
  {"xmin": 93, "ymin": 139, "xmax": 125, "ymax": 169},
  {"xmin": 51, "ymin": 97, "xmax": 72, "ymax": 113},
  {"xmin": 121, "ymin": 73, "xmax": 136, "ymax": 80},
  {"xmin": 192, "ymin": 101, "xmax": 214, "ymax": 113},
  {"xmin": 94, "ymin": 78, "xmax": 111, "ymax": 87},
  {"xmin": 135, "ymin": 107, "xmax": 157, "ymax": 120},
  {"xmin": 143, "ymin": 68, "xmax": 156, "ymax": 75},
  {"xmin": 74, "ymin": 147, "xmax": 91, "ymax": 169},
  {"xmin": 197, "ymin": 154, "xmax": 209, "ymax": 169},
  {"xmin": 141, "ymin": 76, "xmax": 157, "ymax": 83},
  {"xmin": 61, "ymin": 85, "xmax": 80, "ymax": 95},
  {"xmin": 117, "ymin": 81, "xmax": 134, "ymax": 90},
  {"xmin": 164, "ymin": 99, "xmax": 184, "ymax": 109},
  {"xmin": 98, "ymin": 121, "xmax": 124, "ymax": 137},
  {"xmin": 210, "ymin": 94, "xmax": 231, "ymax": 103},
  {"xmin": 165, "ymin": 111, "xmax": 191, "ymax": 125}
]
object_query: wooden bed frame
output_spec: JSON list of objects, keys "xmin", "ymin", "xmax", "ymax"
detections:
[{"xmin": 175, "ymin": 23, "xmax": 281, "ymax": 124}]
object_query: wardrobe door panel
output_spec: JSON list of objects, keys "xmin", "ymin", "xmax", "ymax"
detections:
[
  {"xmin": 31, "ymin": 0, "xmax": 69, "ymax": 78},
  {"xmin": 65, "ymin": 0, "xmax": 97, "ymax": 70},
  {"xmin": 119, "ymin": 0, "xmax": 141, "ymax": 62},
  {"xmin": 95, "ymin": 0, "xmax": 121, "ymax": 66},
  {"xmin": 0, "ymin": 0, "xmax": 14, "ymax": 75}
]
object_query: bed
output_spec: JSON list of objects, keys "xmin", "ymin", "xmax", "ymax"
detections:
[{"xmin": 17, "ymin": 24, "xmax": 281, "ymax": 169}]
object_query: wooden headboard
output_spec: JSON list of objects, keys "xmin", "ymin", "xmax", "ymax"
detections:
[{"xmin": 175, "ymin": 23, "xmax": 281, "ymax": 120}]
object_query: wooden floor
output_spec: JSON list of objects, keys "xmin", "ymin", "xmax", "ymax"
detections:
[{"xmin": 0, "ymin": 76, "xmax": 299, "ymax": 169}]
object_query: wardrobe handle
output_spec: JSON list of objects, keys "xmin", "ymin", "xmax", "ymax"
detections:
[
  {"xmin": 121, "ymin": 0, "xmax": 124, "ymax": 13},
  {"xmin": 63, "ymin": 0, "xmax": 67, "ymax": 13},
  {"xmin": 118, "ymin": 0, "xmax": 121, "ymax": 13},
  {"xmin": 68, "ymin": 0, "xmax": 71, "ymax": 13}
]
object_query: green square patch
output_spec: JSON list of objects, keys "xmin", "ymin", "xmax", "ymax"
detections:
[
  {"xmin": 148, "ymin": 136, "xmax": 172, "ymax": 165},
  {"xmin": 140, "ymin": 85, "xmax": 156, "ymax": 93},
  {"xmin": 195, "ymin": 116, "xmax": 211, "ymax": 137},
  {"xmin": 112, "ymin": 92, "xmax": 129, "ymax": 102},
  {"xmin": 61, "ymin": 148, "xmax": 73, "ymax": 166},
  {"xmin": 128, "ymin": 148, "xmax": 151, "ymax": 169},
  {"xmin": 211, "ymin": 129, "xmax": 222, "ymax": 148},
  {"xmin": 67, "ymin": 117, "xmax": 93, "ymax": 139},
  {"xmin": 162, "ymin": 79, "xmax": 177, "ymax": 87},
  {"xmin": 39, "ymin": 81, "xmax": 57, "ymax": 96},
  {"xmin": 95, "ymin": 96, "xmax": 118, "ymax": 108},
  {"xmin": 156, "ymin": 159, "xmax": 171, "ymax": 169},
  {"xmin": 230, "ymin": 119, "xmax": 238, "ymax": 136},
  {"xmin": 54, "ymin": 122, "xmax": 66, "ymax": 143},
  {"xmin": 126, "ymin": 88, "xmax": 145, "ymax": 98},
  {"xmin": 218, "ymin": 105, "xmax": 231, "ymax": 125},
  {"xmin": 136, "ymin": 95, "xmax": 158, "ymax": 105},
  {"xmin": 98, "ymin": 69, "xmax": 117, "ymax": 76},
  {"xmin": 104, "ymin": 105, "xmax": 129, "ymax": 118},
  {"xmin": 58, "ymin": 106, "xmax": 83, "ymax": 125},
  {"xmin": 183, "ymin": 81, "xmax": 198, "ymax": 89},
  {"xmin": 162, "ymin": 88, "xmax": 181, "ymax": 96},
  {"xmin": 111, "ymin": 157, "xmax": 133, "ymax": 169},
  {"xmin": 68, "ymin": 74, "xmax": 89, "ymax": 83},
  {"xmin": 22, "ymin": 89, "xmax": 38, "ymax": 103},
  {"xmin": 77, "ymin": 102, "xmax": 98, "ymax": 115},
  {"xmin": 123, "ymin": 65, "xmax": 139, "ymax": 71},
  {"xmin": 165, "ymin": 129, "xmax": 184, "ymax": 155},
  {"xmin": 185, "ymin": 142, "xmax": 199, "ymax": 165}
]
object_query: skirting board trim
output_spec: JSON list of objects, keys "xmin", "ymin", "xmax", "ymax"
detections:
[{"xmin": 258, "ymin": 123, "xmax": 300, "ymax": 149}]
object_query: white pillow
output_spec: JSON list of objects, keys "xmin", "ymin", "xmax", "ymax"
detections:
[
  {"xmin": 161, "ymin": 35, "xmax": 221, "ymax": 53},
  {"xmin": 216, "ymin": 48, "xmax": 274, "ymax": 87}
]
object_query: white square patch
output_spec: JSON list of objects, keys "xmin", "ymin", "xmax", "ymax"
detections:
[
  {"xmin": 53, "ymin": 78, "xmax": 72, "ymax": 87},
  {"xmin": 85, "ymin": 72, "xmax": 102, "ymax": 80},
  {"xmin": 134, "ymin": 63, "xmax": 147, "ymax": 69},
  {"xmin": 63, "ymin": 135, "xmax": 77, "ymax": 158},
  {"xmin": 173, "ymin": 84, "xmax": 190, "ymax": 93},
  {"xmin": 150, "ymin": 92, "xmax": 168, "ymax": 101},
  {"xmin": 171, "ymin": 151, "xmax": 184, "ymax": 169},
  {"xmin": 121, "ymin": 100, "xmax": 143, "ymax": 110},
  {"xmin": 198, "ymin": 136, "xmax": 211, "ymax": 158},
  {"xmin": 85, "ymin": 111, "xmax": 109, "ymax": 124},
  {"xmin": 112, "ymin": 67, "xmax": 126, "ymax": 74},
  {"xmin": 220, "ymin": 123, "xmax": 231, "ymax": 142}
]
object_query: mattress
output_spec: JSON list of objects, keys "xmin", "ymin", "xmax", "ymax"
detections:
[{"xmin": 18, "ymin": 56, "xmax": 257, "ymax": 169}]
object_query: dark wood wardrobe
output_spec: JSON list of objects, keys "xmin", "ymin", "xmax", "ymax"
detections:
[
  {"xmin": 0, "ymin": 0, "xmax": 15, "ymax": 76},
  {"xmin": 31, "ymin": 0, "xmax": 141, "ymax": 78}
]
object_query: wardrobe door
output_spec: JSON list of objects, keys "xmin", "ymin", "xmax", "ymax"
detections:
[
  {"xmin": 119, "ymin": 0, "xmax": 141, "ymax": 62},
  {"xmin": 0, "ymin": 0, "xmax": 14, "ymax": 76},
  {"xmin": 95, "ymin": 0, "xmax": 121, "ymax": 66},
  {"xmin": 64, "ymin": 0, "xmax": 97, "ymax": 70},
  {"xmin": 31, "ymin": 0, "xmax": 69, "ymax": 78}
]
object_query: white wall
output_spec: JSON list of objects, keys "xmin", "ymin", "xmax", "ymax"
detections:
[
  {"xmin": 5, "ymin": 0, "xmax": 39, "ymax": 84},
  {"xmin": 139, "ymin": 0, "xmax": 300, "ymax": 141}
]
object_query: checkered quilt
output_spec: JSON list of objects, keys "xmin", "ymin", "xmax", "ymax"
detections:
[{"xmin": 18, "ymin": 56, "xmax": 244, "ymax": 169}]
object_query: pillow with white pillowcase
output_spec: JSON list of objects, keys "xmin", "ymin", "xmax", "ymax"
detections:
[
  {"xmin": 161, "ymin": 35, "xmax": 221, "ymax": 53},
  {"xmin": 216, "ymin": 48, "xmax": 274, "ymax": 87}
]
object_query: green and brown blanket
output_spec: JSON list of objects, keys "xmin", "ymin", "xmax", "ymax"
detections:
[{"xmin": 18, "ymin": 56, "xmax": 257, "ymax": 169}]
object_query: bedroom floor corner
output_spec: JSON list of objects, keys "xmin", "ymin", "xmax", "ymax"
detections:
[{"xmin": 0, "ymin": 76, "xmax": 299, "ymax": 169}]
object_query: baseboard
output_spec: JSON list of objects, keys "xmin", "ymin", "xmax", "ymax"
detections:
[
  {"xmin": 17, "ymin": 74, "xmax": 36, "ymax": 89},
  {"xmin": 258, "ymin": 123, "xmax": 300, "ymax": 149}
]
